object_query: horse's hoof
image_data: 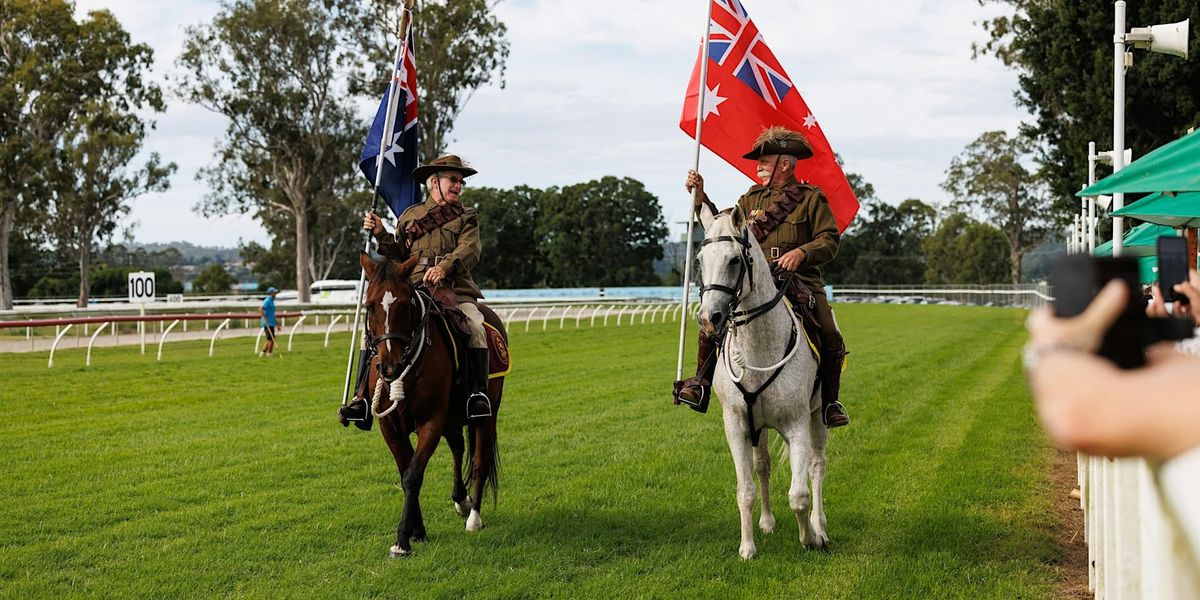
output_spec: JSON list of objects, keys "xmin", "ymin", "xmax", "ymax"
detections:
[
  {"xmin": 454, "ymin": 498, "xmax": 473, "ymax": 518},
  {"xmin": 465, "ymin": 509, "xmax": 483, "ymax": 532},
  {"xmin": 738, "ymin": 544, "xmax": 756, "ymax": 560},
  {"xmin": 758, "ymin": 514, "xmax": 776, "ymax": 534},
  {"xmin": 389, "ymin": 544, "xmax": 410, "ymax": 558}
]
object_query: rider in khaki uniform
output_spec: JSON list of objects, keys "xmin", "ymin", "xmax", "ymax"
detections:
[
  {"xmin": 361, "ymin": 154, "xmax": 493, "ymax": 421},
  {"xmin": 673, "ymin": 127, "xmax": 850, "ymax": 428}
]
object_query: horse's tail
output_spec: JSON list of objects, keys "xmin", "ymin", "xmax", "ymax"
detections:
[{"xmin": 467, "ymin": 420, "xmax": 500, "ymax": 505}]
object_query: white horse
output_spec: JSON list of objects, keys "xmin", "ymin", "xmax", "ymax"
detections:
[{"xmin": 695, "ymin": 204, "xmax": 830, "ymax": 560}]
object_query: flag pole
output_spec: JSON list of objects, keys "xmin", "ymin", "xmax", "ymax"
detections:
[
  {"xmin": 676, "ymin": 0, "xmax": 715, "ymax": 381},
  {"xmin": 341, "ymin": 0, "xmax": 417, "ymax": 410}
]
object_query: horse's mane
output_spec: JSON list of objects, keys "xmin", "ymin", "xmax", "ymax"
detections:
[{"xmin": 369, "ymin": 254, "xmax": 420, "ymax": 287}]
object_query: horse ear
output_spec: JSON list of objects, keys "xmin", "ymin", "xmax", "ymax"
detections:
[
  {"xmin": 730, "ymin": 205, "xmax": 747, "ymax": 230},
  {"xmin": 359, "ymin": 251, "xmax": 378, "ymax": 279},
  {"xmin": 398, "ymin": 254, "xmax": 420, "ymax": 277},
  {"xmin": 698, "ymin": 201, "xmax": 716, "ymax": 232}
]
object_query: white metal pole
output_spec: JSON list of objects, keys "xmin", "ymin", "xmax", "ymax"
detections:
[
  {"xmin": 1088, "ymin": 141, "xmax": 1098, "ymax": 252},
  {"xmin": 1113, "ymin": 1, "xmax": 1127, "ymax": 256},
  {"xmin": 341, "ymin": 4, "xmax": 415, "ymax": 408},
  {"xmin": 676, "ymin": 0, "xmax": 715, "ymax": 380}
]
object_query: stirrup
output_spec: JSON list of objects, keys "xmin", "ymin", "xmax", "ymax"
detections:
[
  {"xmin": 672, "ymin": 380, "xmax": 710, "ymax": 414},
  {"xmin": 466, "ymin": 392, "xmax": 492, "ymax": 421},
  {"xmin": 338, "ymin": 398, "xmax": 373, "ymax": 431},
  {"xmin": 822, "ymin": 401, "xmax": 850, "ymax": 428}
]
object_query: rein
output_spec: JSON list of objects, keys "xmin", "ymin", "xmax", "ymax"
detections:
[
  {"xmin": 364, "ymin": 285, "xmax": 431, "ymax": 418},
  {"xmin": 699, "ymin": 225, "xmax": 800, "ymax": 446}
]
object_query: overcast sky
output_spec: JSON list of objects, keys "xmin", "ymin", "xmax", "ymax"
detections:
[{"xmin": 74, "ymin": 0, "xmax": 1027, "ymax": 248}]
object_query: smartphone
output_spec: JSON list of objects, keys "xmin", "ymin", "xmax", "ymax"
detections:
[
  {"xmin": 1049, "ymin": 254, "xmax": 1147, "ymax": 369},
  {"xmin": 1157, "ymin": 235, "xmax": 1189, "ymax": 304}
]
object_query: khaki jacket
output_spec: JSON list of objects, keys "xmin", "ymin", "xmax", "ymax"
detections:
[
  {"xmin": 736, "ymin": 179, "xmax": 839, "ymax": 292},
  {"xmin": 374, "ymin": 200, "xmax": 484, "ymax": 299}
]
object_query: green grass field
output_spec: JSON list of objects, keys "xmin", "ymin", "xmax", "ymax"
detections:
[{"xmin": 0, "ymin": 304, "xmax": 1060, "ymax": 599}]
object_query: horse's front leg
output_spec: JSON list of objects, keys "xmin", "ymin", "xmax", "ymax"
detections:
[
  {"xmin": 390, "ymin": 419, "xmax": 444, "ymax": 558},
  {"xmin": 807, "ymin": 409, "xmax": 830, "ymax": 549},
  {"xmin": 722, "ymin": 407, "xmax": 757, "ymax": 560},
  {"xmin": 784, "ymin": 427, "xmax": 818, "ymax": 549},
  {"xmin": 379, "ymin": 413, "xmax": 413, "ymax": 479},
  {"xmin": 444, "ymin": 426, "xmax": 471, "ymax": 517},
  {"xmin": 752, "ymin": 428, "xmax": 775, "ymax": 534}
]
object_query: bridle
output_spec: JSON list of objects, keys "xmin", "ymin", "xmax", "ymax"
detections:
[
  {"xmin": 362, "ymin": 276, "xmax": 432, "ymax": 418},
  {"xmin": 698, "ymin": 226, "xmax": 786, "ymax": 335},
  {"xmin": 698, "ymin": 220, "xmax": 801, "ymax": 447}
]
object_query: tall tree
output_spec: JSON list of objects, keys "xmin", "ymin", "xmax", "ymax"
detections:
[
  {"xmin": 537, "ymin": 177, "xmax": 667, "ymax": 287},
  {"xmin": 39, "ymin": 8, "xmax": 173, "ymax": 307},
  {"xmin": 943, "ymin": 130, "xmax": 1051, "ymax": 284},
  {"xmin": 463, "ymin": 185, "xmax": 543, "ymax": 289},
  {"xmin": 923, "ymin": 212, "xmax": 1010, "ymax": 285},
  {"xmin": 975, "ymin": 1, "xmax": 1200, "ymax": 213},
  {"xmin": 0, "ymin": 0, "xmax": 76, "ymax": 309},
  {"xmin": 178, "ymin": 0, "xmax": 364, "ymax": 303},
  {"xmin": 356, "ymin": 0, "xmax": 509, "ymax": 160}
]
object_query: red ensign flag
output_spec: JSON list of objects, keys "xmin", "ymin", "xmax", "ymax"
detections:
[{"xmin": 680, "ymin": 0, "xmax": 859, "ymax": 231}]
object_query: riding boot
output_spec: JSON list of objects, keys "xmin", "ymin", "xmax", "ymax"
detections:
[
  {"xmin": 673, "ymin": 333, "xmax": 718, "ymax": 414},
  {"xmin": 338, "ymin": 348, "xmax": 374, "ymax": 431},
  {"xmin": 466, "ymin": 348, "xmax": 492, "ymax": 421},
  {"xmin": 819, "ymin": 339, "xmax": 850, "ymax": 428}
]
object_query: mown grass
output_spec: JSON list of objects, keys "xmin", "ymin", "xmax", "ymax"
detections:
[{"xmin": 0, "ymin": 304, "xmax": 1059, "ymax": 599}]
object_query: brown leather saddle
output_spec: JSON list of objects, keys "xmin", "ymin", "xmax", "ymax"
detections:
[
  {"xmin": 771, "ymin": 266, "xmax": 823, "ymax": 360},
  {"xmin": 427, "ymin": 286, "xmax": 511, "ymax": 378}
]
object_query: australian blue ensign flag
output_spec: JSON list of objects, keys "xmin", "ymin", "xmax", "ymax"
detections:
[{"xmin": 359, "ymin": 31, "xmax": 420, "ymax": 218}]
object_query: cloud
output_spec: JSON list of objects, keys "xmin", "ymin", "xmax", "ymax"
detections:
[{"xmin": 78, "ymin": 0, "xmax": 1026, "ymax": 246}]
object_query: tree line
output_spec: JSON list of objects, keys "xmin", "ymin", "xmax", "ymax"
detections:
[
  {"xmin": 5, "ymin": 3, "xmax": 1195, "ymax": 306},
  {"xmin": 2, "ymin": 0, "xmax": 509, "ymax": 308}
]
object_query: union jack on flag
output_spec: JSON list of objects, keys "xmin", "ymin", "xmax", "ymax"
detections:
[
  {"xmin": 706, "ymin": 0, "xmax": 793, "ymax": 109},
  {"xmin": 359, "ymin": 23, "xmax": 421, "ymax": 218}
]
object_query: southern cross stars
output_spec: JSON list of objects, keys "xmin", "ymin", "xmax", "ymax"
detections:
[{"xmin": 382, "ymin": 131, "xmax": 404, "ymax": 166}]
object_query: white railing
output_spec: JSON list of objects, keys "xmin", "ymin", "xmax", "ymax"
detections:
[
  {"xmin": 1078, "ymin": 454, "xmax": 1200, "ymax": 598},
  {"xmin": 1, "ymin": 299, "xmax": 698, "ymax": 367},
  {"xmin": 833, "ymin": 283, "xmax": 1053, "ymax": 309}
]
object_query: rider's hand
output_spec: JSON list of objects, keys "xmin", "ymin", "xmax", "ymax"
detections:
[
  {"xmin": 363, "ymin": 211, "xmax": 384, "ymax": 236},
  {"xmin": 423, "ymin": 266, "xmax": 447, "ymax": 286},
  {"xmin": 776, "ymin": 248, "xmax": 806, "ymax": 272},
  {"xmin": 685, "ymin": 170, "xmax": 705, "ymax": 205}
]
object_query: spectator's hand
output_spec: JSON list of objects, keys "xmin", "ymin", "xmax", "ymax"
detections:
[
  {"xmin": 423, "ymin": 266, "xmax": 446, "ymax": 286},
  {"xmin": 685, "ymin": 170, "xmax": 705, "ymax": 205},
  {"xmin": 776, "ymin": 248, "xmax": 806, "ymax": 272},
  {"xmin": 1147, "ymin": 269, "xmax": 1200, "ymax": 326},
  {"xmin": 363, "ymin": 211, "xmax": 384, "ymax": 236},
  {"xmin": 1025, "ymin": 279, "xmax": 1128, "ymax": 356},
  {"xmin": 1030, "ymin": 349, "xmax": 1200, "ymax": 459}
]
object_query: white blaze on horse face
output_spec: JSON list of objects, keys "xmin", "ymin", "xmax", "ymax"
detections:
[{"xmin": 381, "ymin": 290, "xmax": 397, "ymax": 353}]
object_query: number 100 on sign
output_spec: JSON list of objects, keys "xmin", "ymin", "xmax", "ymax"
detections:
[{"xmin": 128, "ymin": 271, "xmax": 156, "ymax": 303}]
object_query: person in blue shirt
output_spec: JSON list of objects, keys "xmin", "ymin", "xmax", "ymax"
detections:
[{"xmin": 259, "ymin": 287, "xmax": 278, "ymax": 357}]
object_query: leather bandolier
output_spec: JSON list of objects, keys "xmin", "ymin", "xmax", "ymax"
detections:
[{"xmin": 403, "ymin": 201, "xmax": 464, "ymax": 244}]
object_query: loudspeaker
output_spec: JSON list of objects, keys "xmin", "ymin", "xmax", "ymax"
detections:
[{"xmin": 1135, "ymin": 19, "xmax": 1190, "ymax": 59}]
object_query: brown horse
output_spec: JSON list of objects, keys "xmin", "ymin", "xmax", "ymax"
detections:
[{"xmin": 358, "ymin": 250, "xmax": 504, "ymax": 558}]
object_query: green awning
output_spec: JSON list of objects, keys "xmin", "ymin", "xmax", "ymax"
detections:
[
  {"xmin": 1078, "ymin": 129, "xmax": 1200, "ymax": 196},
  {"xmin": 1110, "ymin": 191, "xmax": 1200, "ymax": 228},
  {"xmin": 1092, "ymin": 222, "xmax": 1178, "ymax": 257}
]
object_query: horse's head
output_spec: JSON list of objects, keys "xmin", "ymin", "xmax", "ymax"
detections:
[
  {"xmin": 360, "ymin": 251, "xmax": 424, "ymax": 381},
  {"xmin": 696, "ymin": 204, "xmax": 757, "ymax": 337}
]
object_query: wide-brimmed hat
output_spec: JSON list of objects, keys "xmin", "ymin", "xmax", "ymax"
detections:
[
  {"xmin": 412, "ymin": 154, "xmax": 478, "ymax": 184},
  {"xmin": 742, "ymin": 126, "xmax": 814, "ymax": 160}
]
